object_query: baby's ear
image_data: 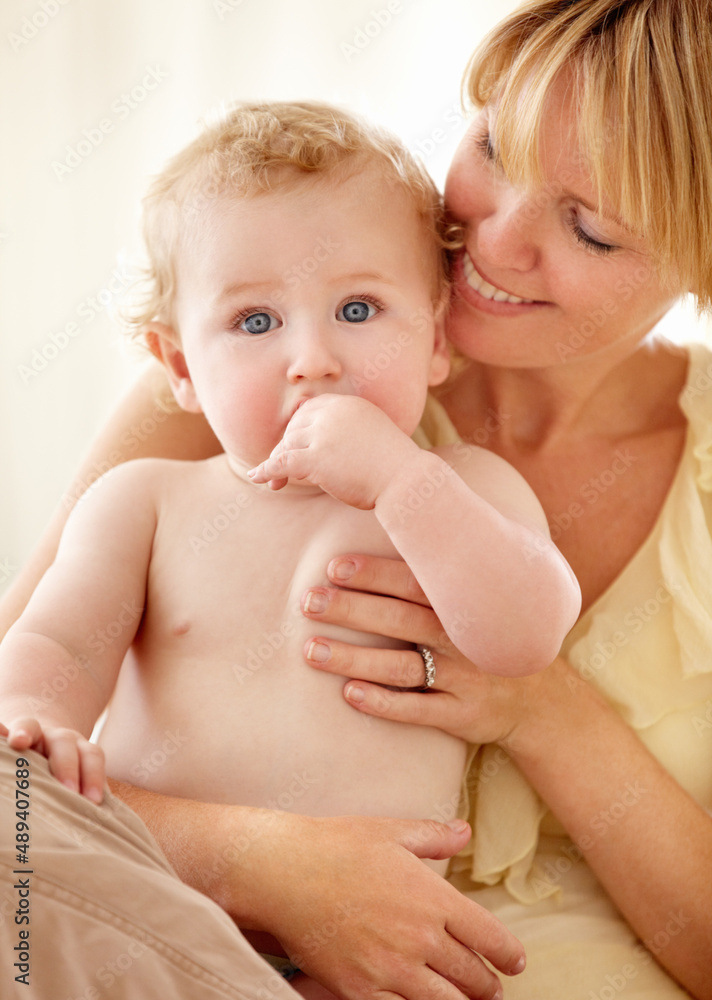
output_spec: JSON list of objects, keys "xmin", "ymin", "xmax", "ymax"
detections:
[
  {"xmin": 144, "ymin": 323, "xmax": 202, "ymax": 414},
  {"xmin": 427, "ymin": 295, "xmax": 451, "ymax": 387}
]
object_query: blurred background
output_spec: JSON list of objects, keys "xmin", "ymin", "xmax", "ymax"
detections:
[{"xmin": 0, "ymin": 0, "xmax": 706, "ymax": 588}]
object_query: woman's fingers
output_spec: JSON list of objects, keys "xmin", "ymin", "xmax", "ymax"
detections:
[
  {"xmin": 389, "ymin": 821, "xmax": 524, "ymax": 994},
  {"xmin": 244, "ymin": 811, "xmax": 524, "ymax": 1000},
  {"xmin": 305, "ymin": 637, "xmax": 439, "ymax": 689},
  {"xmin": 302, "ymin": 586, "xmax": 445, "ymax": 647},
  {"xmin": 396, "ymin": 816, "xmax": 471, "ymax": 859},
  {"xmin": 341, "ymin": 672, "xmax": 533, "ymax": 748},
  {"xmin": 343, "ymin": 681, "xmax": 457, "ymax": 728},
  {"xmin": 326, "ymin": 554, "xmax": 430, "ymax": 606},
  {"xmin": 419, "ymin": 963, "xmax": 503, "ymax": 1000},
  {"xmin": 445, "ymin": 905, "xmax": 525, "ymax": 980}
]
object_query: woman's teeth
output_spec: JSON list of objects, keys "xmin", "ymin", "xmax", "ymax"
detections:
[{"xmin": 463, "ymin": 254, "xmax": 533, "ymax": 304}]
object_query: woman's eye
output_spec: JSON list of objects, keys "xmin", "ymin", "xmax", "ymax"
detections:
[
  {"xmin": 474, "ymin": 128, "xmax": 500, "ymax": 167},
  {"xmin": 476, "ymin": 132, "xmax": 496, "ymax": 162},
  {"xmin": 337, "ymin": 300, "xmax": 377, "ymax": 323},
  {"xmin": 568, "ymin": 212, "xmax": 617, "ymax": 256},
  {"xmin": 238, "ymin": 312, "xmax": 279, "ymax": 335}
]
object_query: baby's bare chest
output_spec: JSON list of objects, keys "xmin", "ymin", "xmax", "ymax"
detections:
[
  {"xmin": 140, "ymin": 487, "xmax": 401, "ymax": 662},
  {"xmin": 100, "ymin": 482, "xmax": 464, "ymax": 816}
]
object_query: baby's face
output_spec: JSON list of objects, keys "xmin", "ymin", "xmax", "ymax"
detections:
[{"xmin": 169, "ymin": 166, "xmax": 449, "ymax": 474}]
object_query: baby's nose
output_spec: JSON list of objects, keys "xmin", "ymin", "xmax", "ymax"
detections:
[{"xmin": 286, "ymin": 328, "xmax": 342, "ymax": 382}]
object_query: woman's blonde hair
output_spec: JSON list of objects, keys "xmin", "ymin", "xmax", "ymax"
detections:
[
  {"xmin": 464, "ymin": 0, "xmax": 712, "ymax": 310},
  {"xmin": 127, "ymin": 101, "xmax": 459, "ymax": 337}
]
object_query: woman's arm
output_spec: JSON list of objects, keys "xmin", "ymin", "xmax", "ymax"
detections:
[
  {"xmin": 0, "ymin": 361, "xmax": 221, "ymax": 640},
  {"xmin": 303, "ymin": 555, "xmax": 712, "ymax": 1000},
  {"xmin": 109, "ymin": 779, "xmax": 525, "ymax": 1000}
]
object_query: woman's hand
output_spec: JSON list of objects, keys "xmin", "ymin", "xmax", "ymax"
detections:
[
  {"xmin": 234, "ymin": 810, "xmax": 525, "ymax": 1000},
  {"xmin": 113, "ymin": 781, "xmax": 526, "ymax": 1000},
  {"xmin": 299, "ymin": 559, "xmax": 712, "ymax": 997},
  {"xmin": 301, "ymin": 554, "xmax": 544, "ymax": 747}
]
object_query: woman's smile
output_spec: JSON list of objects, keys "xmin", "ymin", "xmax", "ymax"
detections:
[{"xmin": 452, "ymin": 249, "xmax": 552, "ymax": 319}]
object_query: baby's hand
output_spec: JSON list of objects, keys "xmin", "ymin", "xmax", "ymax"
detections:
[
  {"xmin": 6, "ymin": 717, "xmax": 105, "ymax": 804},
  {"xmin": 248, "ymin": 394, "xmax": 420, "ymax": 508}
]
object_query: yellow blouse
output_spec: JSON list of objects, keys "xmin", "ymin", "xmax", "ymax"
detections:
[{"xmin": 420, "ymin": 341, "xmax": 712, "ymax": 997}]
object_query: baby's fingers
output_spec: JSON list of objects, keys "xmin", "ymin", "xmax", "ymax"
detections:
[
  {"xmin": 7, "ymin": 717, "xmax": 46, "ymax": 753},
  {"xmin": 249, "ymin": 447, "xmax": 305, "ymax": 487},
  {"xmin": 43, "ymin": 728, "xmax": 84, "ymax": 793},
  {"xmin": 247, "ymin": 450, "xmax": 290, "ymax": 486},
  {"xmin": 77, "ymin": 739, "xmax": 106, "ymax": 804},
  {"xmin": 44, "ymin": 728, "xmax": 104, "ymax": 802},
  {"xmin": 247, "ymin": 465, "xmax": 289, "ymax": 490}
]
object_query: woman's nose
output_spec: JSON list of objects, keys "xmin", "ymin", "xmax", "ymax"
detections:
[
  {"xmin": 286, "ymin": 327, "xmax": 342, "ymax": 383},
  {"xmin": 476, "ymin": 189, "xmax": 541, "ymax": 273}
]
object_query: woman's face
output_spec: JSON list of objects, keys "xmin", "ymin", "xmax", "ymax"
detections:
[{"xmin": 444, "ymin": 85, "xmax": 682, "ymax": 370}]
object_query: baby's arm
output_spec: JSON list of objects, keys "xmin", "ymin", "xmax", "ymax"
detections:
[
  {"xmin": 377, "ymin": 439, "xmax": 581, "ymax": 674},
  {"xmin": 0, "ymin": 461, "xmax": 159, "ymax": 800},
  {"xmin": 249, "ymin": 395, "xmax": 580, "ymax": 675}
]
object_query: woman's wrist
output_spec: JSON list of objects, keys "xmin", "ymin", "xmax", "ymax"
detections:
[{"xmin": 500, "ymin": 655, "xmax": 612, "ymax": 766}]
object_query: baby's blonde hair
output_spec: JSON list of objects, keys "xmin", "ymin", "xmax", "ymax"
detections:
[
  {"xmin": 127, "ymin": 101, "xmax": 458, "ymax": 337},
  {"xmin": 464, "ymin": 0, "xmax": 712, "ymax": 310}
]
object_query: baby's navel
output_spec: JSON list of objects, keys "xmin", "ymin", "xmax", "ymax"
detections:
[{"xmin": 172, "ymin": 621, "xmax": 191, "ymax": 637}]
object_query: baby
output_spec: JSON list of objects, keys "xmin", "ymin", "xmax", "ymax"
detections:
[{"xmin": 0, "ymin": 102, "xmax": 579, "ymax": 986}]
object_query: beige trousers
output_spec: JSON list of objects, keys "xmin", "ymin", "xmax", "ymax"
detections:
[{"xmin": 0, "ymin": 739, "xmax": 298, "ymax": 1000}]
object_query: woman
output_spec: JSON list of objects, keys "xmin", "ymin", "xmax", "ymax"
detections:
[{"xmin": 2, "ymin": 1, "xmax": 711, "ymax": 997}]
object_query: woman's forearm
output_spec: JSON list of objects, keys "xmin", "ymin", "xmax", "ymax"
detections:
[
  {"xmin": 107, "ymin": 777, "xmax": 284, "ymax": 925},
  {"xmin": 108, "ymin": 777, "xmax": 526, "ymax": 1000},
  {"xmin": 508, "ymin": 658, "xmax": 712, "ymax": 998}
]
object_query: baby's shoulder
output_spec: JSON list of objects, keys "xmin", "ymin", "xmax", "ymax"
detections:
[
  {"xmin": 430, "ymin": 440, "xmax": 526, "ymax": 489},
  {"xmin": 429, "ymin": 442, "xmax": 549, "ymax": 533},
  {"xmin": 98, "ymin": 454, "xmax": 218, "ymax": 485},
  {"xmin": 75, "ymin": 455, "xmax": 220, "ymax": 513}
]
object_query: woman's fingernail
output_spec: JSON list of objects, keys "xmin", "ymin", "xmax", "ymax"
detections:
[
  {"xmin": 304, "ymin": 590, "xmax": 328, "ymax": 615},
  {"xmin": 87, "ymin": 787, "xmax": 103, "ymax": 805},
  {"xmin": 511, "ymin": 954, "xmax": 526, "ymax": 975},
  {"xmin": 446, "ymin": 819, "xmax": 469, "ymax": 835},
  {"xmin": 345, "ymin": 684, "xmax": 365, "ymax": 704},
  {"xmin": 307, "ymin": 640, "xmax": 331, "ymax": 663},
  {"xmin": 329, "ymin": 558, "xmax": 356, "ymax": 582},
  {"xmin": 62, "ymin": 779, "xmax": 78, "ymax": 793}
]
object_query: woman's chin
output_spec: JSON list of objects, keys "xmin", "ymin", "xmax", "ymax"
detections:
[{"xmin": 444, "ymin": 306, "xmax": 543, "ymax": 370}]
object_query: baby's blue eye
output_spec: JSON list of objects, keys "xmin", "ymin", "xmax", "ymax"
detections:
[
  {"xmin": 240, "ymin": 312, "xmax": 278, "ymax": 335},
  {"xmin": 338, "ymin": 300, "xmax": 376, "ymax": 323}
]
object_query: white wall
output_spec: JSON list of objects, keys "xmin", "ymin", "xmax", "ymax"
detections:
[{"xmin": 0, "ymin": 0, "xmax": 706, "ymax": 589}]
